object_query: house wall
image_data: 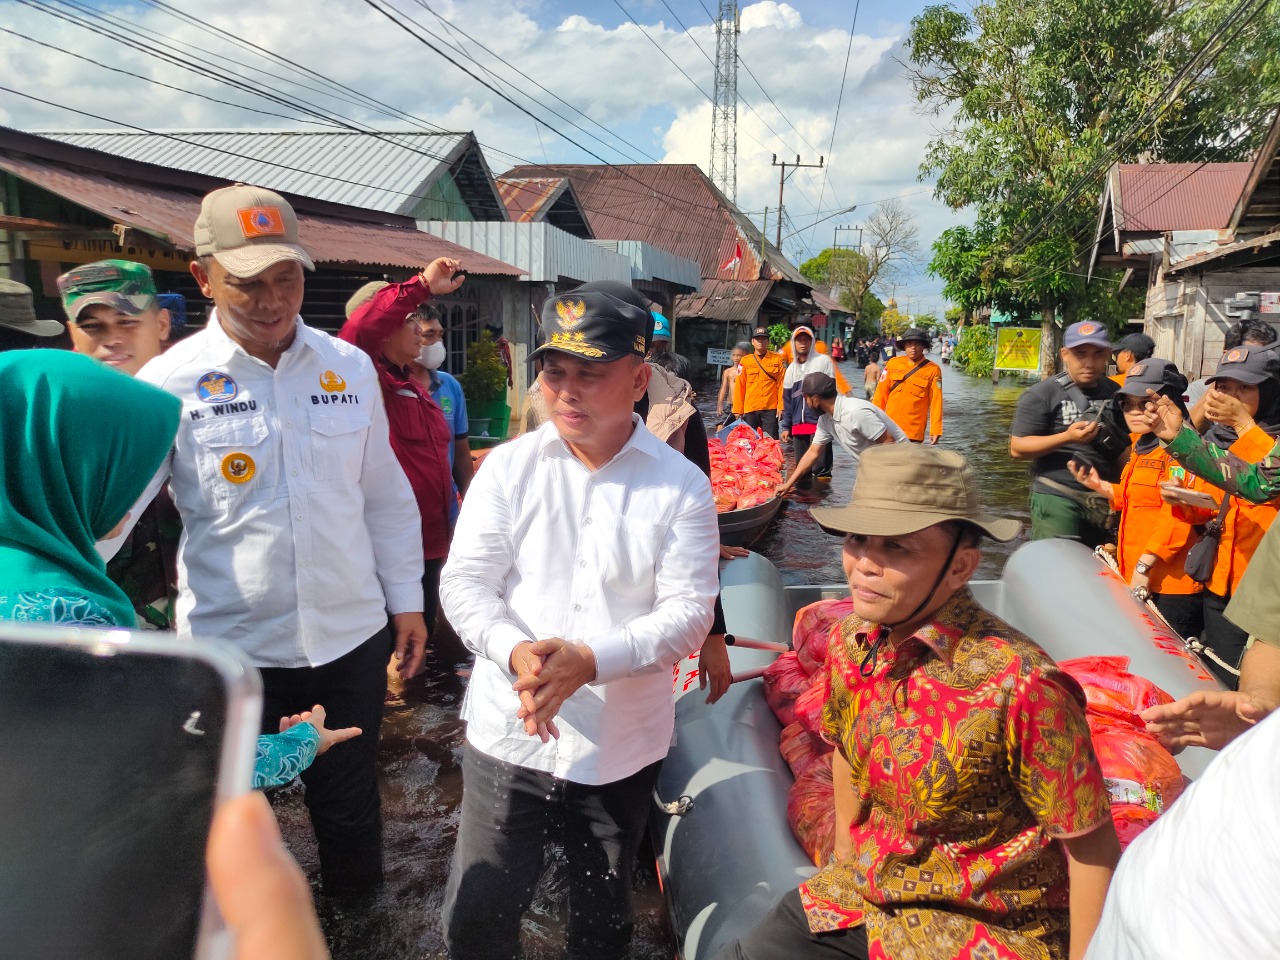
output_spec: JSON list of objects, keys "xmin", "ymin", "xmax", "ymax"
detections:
[
  {"xmin": 1145, "ymin": 266, "xmax": 1280, "ymax": 379},
  {"xmin": 408, "ymin": 174, "xmax": 474, "ymax": 222}
]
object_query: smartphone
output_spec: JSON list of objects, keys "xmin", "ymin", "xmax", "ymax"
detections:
[
  {"xmin": 0, "ymin": 624, "xmax": 261, "ymax": 960},
  {"xmin": 1159, "ymin": 482, "xmax": 1221, "ymax": 510}
]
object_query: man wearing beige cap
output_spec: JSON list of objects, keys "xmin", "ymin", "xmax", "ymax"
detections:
[
  {"xmin": 0, "ymin": 278, "xmax": 64, "ymax": 349},
  {"xmin": 117, "ymin": 184, "xmax": 426, "ymax": 898},
  {"xmin": 715, "ymin": 445, "xmax": 1118, "ymax": 960}
]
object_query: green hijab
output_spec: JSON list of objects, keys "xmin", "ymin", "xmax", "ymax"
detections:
[{"xmin": 0, "ymin": 350, "xmax": 180, "ymax": 627}]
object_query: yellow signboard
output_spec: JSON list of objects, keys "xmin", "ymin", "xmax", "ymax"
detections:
[{"xmin": 995, "ymin": 327, "xmax": 1042, "ymax": 372}]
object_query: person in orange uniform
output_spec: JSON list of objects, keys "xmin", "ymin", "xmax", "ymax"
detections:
[
  {"xmin": 733, "ymin": 326, "xmax": 786, "ymax": 438},
  {"xmin": 1068, "ymin": 359, "xmax": 1205, "ymax": 640},
  {"xmin": 1166, "ymin": 346, "xmax": 1280, "ymax": 686},
  {"xmin": 1110, "ymin": 332, "xmax": 1155, "ymax": 387},
  {"xmin": 872, "ymin": 326, "xmax": 943, "ymax": 444}
]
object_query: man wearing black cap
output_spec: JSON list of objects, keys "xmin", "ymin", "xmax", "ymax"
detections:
[
  {"xmin": 871, "ymin": 327, "xmax": 943, "ymax": 443},
  {"xmin": 775, "ymin": 372, "xmax": 906, "ymax": 496},
  {"xmin": 1111, "ymin": 332, "xmax": 1155, "ymax": 386},
  {"xmin": 1011, "ymin": 320, "xmax": 1126, "ymax": 545},
  {"xmin": 439, "ymin": 286, "xmax": 719, "ymax": 960},
  {"xmin": 733, "ymin": 326, "xmax": 786, "ymax": 438}
]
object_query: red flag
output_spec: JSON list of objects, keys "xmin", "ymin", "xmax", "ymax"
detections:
[{"xmin": 719, "ymin": 240, "xmax": 743, "ymax": 274}]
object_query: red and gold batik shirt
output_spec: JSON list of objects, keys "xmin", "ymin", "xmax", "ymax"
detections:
[{"xmin": 799, "ymin": 588, "xmax": 1110, "ymax": 960}]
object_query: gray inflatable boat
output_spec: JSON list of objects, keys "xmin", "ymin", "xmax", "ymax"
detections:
[{"xmin": 651, "ymin": 538, "xmax": 1223, "ymax": 960}]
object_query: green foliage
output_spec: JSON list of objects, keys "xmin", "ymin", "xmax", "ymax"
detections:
[
  {"xmin": 879, "ymin": 308, "xmax": 911, "ymax": 339},
  {"xmin": 767, "ymin": 323, "xmax": 791, "ymax": 351},
  {"xmin": 952, "ymin": 324, "xmax": 995, "ymax": 378},
  {"xmin": 945, "ymin": 305, "xmax": 965, "ymax": 324},
  {"xmin": 909, "ymin": 0, "xmax": 1280, "ymax": 323},
  {"xmin": 458, "ymin": 330, "xmax": 508, "ymax": 403}
]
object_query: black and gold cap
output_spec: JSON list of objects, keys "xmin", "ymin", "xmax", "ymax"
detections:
[{"xmin": 530, "ymin": 290, "xmax": 652, "ymax": 363}]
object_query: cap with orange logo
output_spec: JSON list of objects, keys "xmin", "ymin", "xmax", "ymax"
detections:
[
  {"xmin": 1063, "ymin": 321, "xmax": 1113, "ymax": 349},
  {"xmin": 1207, "ymin": 343, "xmax": 1280, "ymax": 385},
  {"xmin": 194, "ymin": 183, "xmax": 315, "ymax": 279}
]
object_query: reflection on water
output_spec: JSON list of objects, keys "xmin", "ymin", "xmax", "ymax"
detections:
[{"xmin": 273, "ymin": 355, "xmax": 1032, "ymax": 959}]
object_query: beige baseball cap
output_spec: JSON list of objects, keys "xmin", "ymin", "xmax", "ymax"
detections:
[{"xmin": 194, "ymin": 184, "xmax": 315, "ymax": 278}]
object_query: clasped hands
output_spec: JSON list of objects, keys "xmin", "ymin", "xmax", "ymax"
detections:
[{"xmin": 509, "ymin": 638, "xmax": 598, "ymax": 743}]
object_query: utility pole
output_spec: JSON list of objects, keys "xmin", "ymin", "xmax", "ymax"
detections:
[
  {"xmin": 833, "ymin": 224, "xmax": 862, "ymax": 252},
  {"xmin": 832, "ymin": 224, "xmax": 863, "ymax": 336},
  {"xmin": 771, "ymin": 154, "xmax": 823, "ymax": 250},
  {"xmin": 709, "ymin": 2, "xmax": 740, "ymax": 201}
]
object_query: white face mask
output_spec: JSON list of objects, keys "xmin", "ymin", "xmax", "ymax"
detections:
[{"xmin": 417, "ymin": 340, "xmax": 446, "ymax": 370}]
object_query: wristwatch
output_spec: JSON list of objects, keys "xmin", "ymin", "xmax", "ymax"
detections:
[{"xmin": 1134, "ymin": 561, "xmax": 1152, "ymax": 576}]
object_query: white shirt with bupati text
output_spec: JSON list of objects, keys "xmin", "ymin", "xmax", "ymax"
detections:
[
  {"xmin": 440, "ymin": 417, "xmax": 719, "ymax": 785},
  {"xmin": 132, "ymin": 312, "xmax": 424, "ymax": 667}
]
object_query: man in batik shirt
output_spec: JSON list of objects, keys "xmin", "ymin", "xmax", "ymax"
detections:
[{"xmin": 715, "ymin": 445, "xmax": 1119, "ymax": 960}]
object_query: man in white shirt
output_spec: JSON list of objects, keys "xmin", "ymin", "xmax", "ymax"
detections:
[
  {"xmin": 439, "ymin": 287, "xmax": 719, "ymax": 960},
  {"xmin": 128, "ymin": 184, "xmax": 426, "ymax": 899},
  {"xmin": 776, "ymin": 372, "xmax": 907, "ymax": 496}
]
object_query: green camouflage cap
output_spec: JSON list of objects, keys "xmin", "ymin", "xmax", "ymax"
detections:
[{"xmin": 57, "ymin": 259, "xmax": 158, "ymax": 321}]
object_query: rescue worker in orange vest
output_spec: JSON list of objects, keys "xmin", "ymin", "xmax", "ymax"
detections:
[
  {"xmin": 872, "ymin": 327, "xmax": 943, "ymax": 444},
  {"xmin": 1067, "ymin": 359, "xmax": 1206, "ymax": 641},
  {"xmin": 733, "ymin": 326, "xmax": 786, "ymax": 438}
]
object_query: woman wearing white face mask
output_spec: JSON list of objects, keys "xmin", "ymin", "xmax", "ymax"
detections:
[
  {"xmin": 339, "ymin": 260, "xmax": 465, "ymax": 643},
  {"xmin": 412, "ymin": 307, "xmax": 474, "ymax": 516}
]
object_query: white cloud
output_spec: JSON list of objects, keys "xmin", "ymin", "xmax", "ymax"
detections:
[{"xmin": 0, "ymin": 0, "xmax": 962, "ymax": 310}]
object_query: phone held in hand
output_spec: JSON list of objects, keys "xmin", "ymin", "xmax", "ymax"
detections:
[
  {"xmin": 1159, "ymin": 482, "xmax": 1221, "ymax": 511},
  {"xmin": 0, "ymin": 623, "xmax": 261, "ymax": 960}
]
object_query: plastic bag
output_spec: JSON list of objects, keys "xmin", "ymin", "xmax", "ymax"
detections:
[
  {"xmin": 779, "ymin": 720, "xmax": 829, "ymax": 779},
  {"xmin": 792, "ymin": 598, "xmax": 853, "ymax": 675},
  {"xmin": 787, "ymin": 751, "xmax": 836, "ymax": 866},
  {"xmin": 793, "ymin": 679, "xmax": 830, "ymax": 744},
  {"xmin": 762, "ymin": 652, "xmax": 814, "ymax": 726}
]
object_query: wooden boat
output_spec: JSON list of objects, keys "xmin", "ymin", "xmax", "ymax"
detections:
[
  {"xmin": 651, "ymin": 539, "xmax": 1223, "ymax": 960},
  {"xmin": 717, "ymin": 495, "xmax": 782, "ymax": 548}
]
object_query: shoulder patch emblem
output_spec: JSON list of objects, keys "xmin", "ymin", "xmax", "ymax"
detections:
[{"xmin": 196, "ymin": 371, "xmax": 237, "ymax": 403}]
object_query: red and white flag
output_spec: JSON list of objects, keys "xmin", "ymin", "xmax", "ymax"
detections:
[{"xmin": 719, "ymin": 240, "xmax": 743, "ymax": 274}]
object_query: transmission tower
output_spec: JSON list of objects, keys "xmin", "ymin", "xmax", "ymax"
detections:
[{"xmin": 709, "ymin": 1, "xmax": 740, "ymax": 202}]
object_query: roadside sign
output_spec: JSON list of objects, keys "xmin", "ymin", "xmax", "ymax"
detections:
[
  {"xmin": 994, "ymin": 327, "xmax": 1042, "ymax": 373},
  {"xmin": 707, "ymin": 347, "xmax": 734, "ymax": 366},
  {"xmin": 1261, "ymin": 292, "xmax": 1280, "ymax": 314}
]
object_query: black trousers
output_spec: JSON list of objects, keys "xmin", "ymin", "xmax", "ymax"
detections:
[
  {"xmin": 743, "ymin": 409, "xmax": 779, "ymax": 439},
  {"xmin": 710, "ymin": 888, "xmax": 869, "ymax": 960},
  {"xmin": 1152, "ymin": 592, "xmax": 1204, "ymax": 644},
  {"xmin": 1203, "ymin": 591, "xmax": 1249, "ymax": 689},
  {"xmin": 442, "ymin": 743, "xmax": 662, "ymax": 960},
  {"xmin": 423, "ymin": 556, "xmax": 445, "ymax": 630},
  {"xmin": 792, "ymin": 431, "xmax": 832, "ymax": 478},
  {"xmin": 259, "ymin": 626, "xmax": 393, "ymax": 897}
]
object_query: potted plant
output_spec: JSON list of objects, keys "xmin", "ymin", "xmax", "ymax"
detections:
[{"xmin": 458, "ymin": 330, "xmax": 510, "ymax": 443}]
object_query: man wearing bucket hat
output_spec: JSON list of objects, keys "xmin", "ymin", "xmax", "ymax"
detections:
[
  {"xmin": 871, "ymin": 326, "xmax": 943, "ymax": 443},
  {"xmin": 1011, "ymin": 320, "xmax": 1126, "ymax": 546},
  {"xmin": 112, "ymin": 184, "xmax": 426, "ymax": 899},
  {"xmin": 716, "ymin": 445, "xmax": 1118, "ymax": 960},
  {"xmin": 0, "ymin": 278, "xmax": 64, "ymax": 348},
  {"xmin": 440, "ymin": 285, "xmax": 718, "ymax": 959}
]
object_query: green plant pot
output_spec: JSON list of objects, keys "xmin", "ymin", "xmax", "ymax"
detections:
[
  {"xmin": 467, "ymin": 417, "xmax": 492, "ymax": 438},
  {"xmin": 468, "ymin": 399, "xmax": 511, "ymax": 439}
]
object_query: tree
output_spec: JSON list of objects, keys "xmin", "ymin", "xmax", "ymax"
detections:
[
  {"xmin": 879, "ymin": 308, "xmax": 911, "ymax": 339},
  {"xmin": 797, "ymin": 199, "xmax": 921, "ymax": 342},
  {"xmin": 907, "ymin": 0, "xmax": 1280, "ymax": 376}
]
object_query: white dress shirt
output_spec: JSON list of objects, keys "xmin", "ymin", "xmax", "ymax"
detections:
[
  {"xmin": 131, "ymin": 311, "xmax": 423, "ymax": 667},
  {"xmin": 813, "ymin": 394, "xmax": 908, "ymax": 476},
  {"xmin": 441, "ymin": 417, "xmax": 719, "ymax": 785}
]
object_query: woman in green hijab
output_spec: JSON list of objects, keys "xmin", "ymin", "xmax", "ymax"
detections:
[
  {"xmin": 0, "ymin": 350, "xmax": 357, "ymax": 788},
  {"xmin": 0, "ymin": 349, "xmax": 179, "ymax": 625}
]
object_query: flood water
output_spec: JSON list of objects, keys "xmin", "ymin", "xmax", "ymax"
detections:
[{"xmin": 272, "ymin": 352, "xmax": 1037, "ymax": 960}]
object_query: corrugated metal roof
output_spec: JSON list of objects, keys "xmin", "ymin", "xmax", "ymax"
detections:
[
  {"xmin": 1113, "ymin": 163, "xmax": 1251, "ymax": 232},
  {"xmin": 422, "ymin": 221, "xmax": 629, "ymax": 284},
  {"xmin": 591, "ymin": 240, "xmax": 701, "ymax": 289},
  {"xmin": 1230, "ymin": 106, "xmax": 1280, "ymax": 237},
  {"xmin": 36, "ymin": 129, "xmax": 473, "ymax": 217},
  {"xmin": 1166, "ymin": 226, "xmax": 1280, "ymax": 274},
  {"xmin": 497, "ymin": 178, "xmax": 569, "ymax": 222},
  {"xmin": 673, "ymin": 279, "xmax": 771, "ymax": 322},
  {"xmin": 0, "ymin": 152, "xmax": 523, "ymax": 275},
  {"xmin": 808, "ymin": 288, "xmax": 846, "ymax": 314},
  {"xmin": 499, "ymin": 163, "xmax": 809, "ymax": 287}
]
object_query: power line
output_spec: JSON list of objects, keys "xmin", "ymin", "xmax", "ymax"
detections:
[{"xmin": 809, "ymin": 0, "xmax": 861, "ymax": 252}]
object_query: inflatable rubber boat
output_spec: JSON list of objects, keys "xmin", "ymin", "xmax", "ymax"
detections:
[{"xmin": 651, "ymin": 538, "xmax": 1224, "ymax": 960}]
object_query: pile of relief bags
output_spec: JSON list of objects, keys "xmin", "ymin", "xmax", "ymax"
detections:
[
  {"xmin": 761, "ymin": 599, "xmax": 1190, "ymax": 865},
  {"xmin": 709, "ymin": 424, "xmax": 784, "ymax": 512}
]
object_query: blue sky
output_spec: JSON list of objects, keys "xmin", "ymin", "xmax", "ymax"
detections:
[{"xmin": 1, "ymin": 0, "xmax": 960, "ymax": 312}]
